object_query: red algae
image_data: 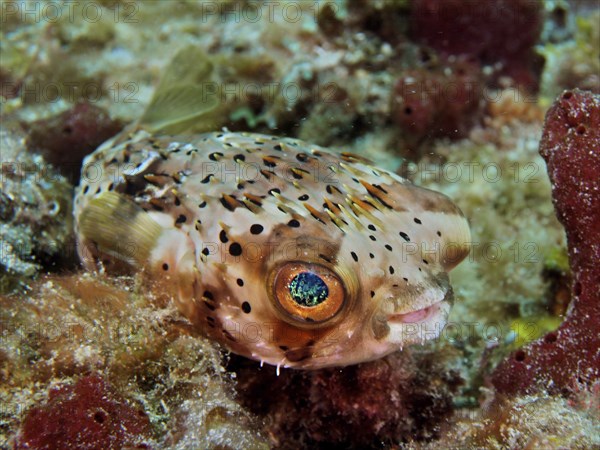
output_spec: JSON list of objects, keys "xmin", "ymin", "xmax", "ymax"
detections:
[
  {"xmin": 392, "ymin": 58, "xmax": 485, "ymax": 144},
  {"xmin": 231, "ymin": 351, "xmax": 460, "ymax": 448},
  {"xmin": 410, "ymin": 0, "xmax": 543, "ymax": 91},
  {"xmin": 491, "ymin": 89, "xmax": 600, "ymax": 395},
  {"xmin": 26, "ymin": 102, "xmax": 123, "ymax": 182},
  {"xmin": 13, "ymin": 375, "xmax": 153, "ymax": 450}
]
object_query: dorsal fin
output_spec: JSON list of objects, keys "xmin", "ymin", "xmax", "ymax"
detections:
[{"xmin": 139, "ymin": 46, "xmax": 219, "ymax": 134}]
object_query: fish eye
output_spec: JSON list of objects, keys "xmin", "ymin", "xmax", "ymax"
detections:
[{"xmin": 272, "ymin": 262, "xmax": 345, "ymax": 324}]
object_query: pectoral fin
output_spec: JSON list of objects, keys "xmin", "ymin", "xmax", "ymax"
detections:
[{"xmin": 78, "ymin": 192, "xmax": 162, "ymax": 268}]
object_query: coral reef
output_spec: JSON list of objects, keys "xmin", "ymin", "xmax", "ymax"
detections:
[
  {"xmin": 26, "ymin": 102, "xmax": 123, "ymax": 183},
  {"xmin": 0, "ymin": 122, "xmax": 74, "ymax": 293},
  {"xmin": 0, "ymin": 274, "xmax": 267, "ymax": 448},
  {"xmin": 424, "ymin": 392, "xmax": 600, "ymax": 449},
  {"xmin": 13, "ymin": 375, "xmax": 154, "ymax": 450},
  {"xmin": 230, "ymin": 350, "xmax": 460, "ymax": 449},
  {"xmin": 540, "ymin": 9, "xmax": 600, "ymax": 98},
  {"xmin": 1, "ymin": 1, "xmax": 599, "ymax": 448},
  {"xmin": 491, "ymin": 89, "xmax": 600, "ymax": 395},
  {"xmin": 410, "ymin": 0, "xmax": 544, "ymax": 91},
  {"xmin": 391, "ymin": 58, "xmax": 485, "ymax": 145}
]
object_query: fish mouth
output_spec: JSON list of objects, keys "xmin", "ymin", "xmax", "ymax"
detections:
[
  {"xmin": 387, "ymin": 301, "xmax": 443, "ymax": 324},
  {"xmin": 385, "ymin": 298, "xmax": 451, "ymax": 346}
]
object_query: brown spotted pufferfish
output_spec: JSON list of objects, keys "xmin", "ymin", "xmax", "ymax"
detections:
[{"xmin": 74, "ymin": 49, "xmax": 470, "ymax": 370}]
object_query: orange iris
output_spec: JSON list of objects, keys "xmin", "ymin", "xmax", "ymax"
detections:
[{"xmin": 272, "ymin": 262, "xmax": 346, "ymax": 324}]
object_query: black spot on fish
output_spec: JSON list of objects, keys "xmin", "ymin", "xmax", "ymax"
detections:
[
  {"xmin": 242, "ymin": 301, "xmax": 251, "ymax": 313},
  {"xmin": 399, "ymin": 232, "xmax": 410, "ymax": 242},
  {"xmin": 250, "ymin": 224, "xmax": 264, "ymax": 235},
  {"xmin": 219, "ymin": 229, "xmax": 229, "ymax": 243},
  {"xmin": 175, "ymin": 214, "xmax": 187, "ymax": 224},
  {"xmin": 229, "ymin": 242, "xmax": 242, "ymax": 256},
  {"xmin": 351, "ymin": 251, "xmax": 358, "ymax": 262},
  {"xmin": 373, "ymin": 184, "xmax": 388, "ymax": 194},
  {"xmin": 414, "ymin": 217, "xmax": 422, "ymax": 224},
  {"xmin": 263, "ymin": 158, "xmax": 277, "ymax": 168},
  {"xmin": 204, "ymin": 302, "xmax": 216, "ymax": 311}
]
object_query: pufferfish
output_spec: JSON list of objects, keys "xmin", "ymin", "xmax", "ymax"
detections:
[{"xmin": 74, "ymin": 47, "xmax": 471, "ymax": 370}]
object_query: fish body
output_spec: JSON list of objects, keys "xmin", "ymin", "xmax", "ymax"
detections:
[
  {"xmin": 74, "ymin": 46, "xmax": 470, "ymax": 369},
  {"xmin": 74, "ymin": 129, "xmax": 470, "ymax": 369}
]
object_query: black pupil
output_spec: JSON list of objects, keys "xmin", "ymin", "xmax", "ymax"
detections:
[{"xmin": 289, "ymin": 272, "xmax": 329, "ymax": 307}]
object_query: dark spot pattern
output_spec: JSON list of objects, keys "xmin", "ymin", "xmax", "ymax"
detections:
[
  {"xmin": 250, "ymin": 224, "xmax": 264, "ymax": 234},
  {"xmin": 229, "ymin": 242, "xmax": 242, "ymax": 256},
  {"xmin": 219, "ymin": 229, "xmax": 229, "ymax": 243}
]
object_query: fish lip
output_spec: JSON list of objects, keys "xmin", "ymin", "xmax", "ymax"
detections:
[
  {"xmin": 384, "ymin": 296, "xmax": 452, "ymax": 346},
  {"xmin": 387, "ymin": 301, "xmax": 443, "ymax": 324},
  {"xmin": 387, "ymin": 283, "xmax": 454, "ymax": 324}
]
